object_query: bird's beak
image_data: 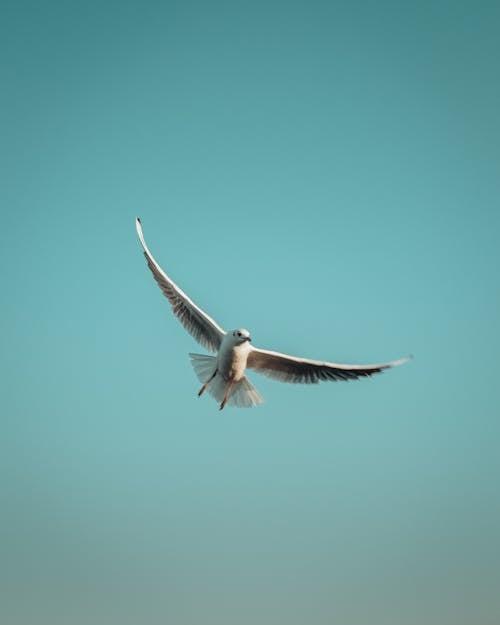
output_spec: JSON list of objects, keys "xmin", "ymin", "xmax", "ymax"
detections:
[{"xmin": 246, "ymin": 337, "xmax": 251, "ymax": 342}]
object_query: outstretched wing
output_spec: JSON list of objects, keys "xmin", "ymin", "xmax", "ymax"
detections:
[
  {"xmin": 136, "ymin": 218, "xmax": 225, "ymax": 352},
  {"xmin": 247, "ymin": 346, "xmax": 410, "ymax": 384}
]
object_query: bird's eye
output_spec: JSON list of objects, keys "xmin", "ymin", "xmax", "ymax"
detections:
[{"xmin": 237, "ymin": 331, "xmax": 241, "ymax": 337}]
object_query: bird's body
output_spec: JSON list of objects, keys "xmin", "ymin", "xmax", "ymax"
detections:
[
  {"xmin": 190, "ymin": 330, "xmax": 262, "ymax": 409},
  {"xmin": 136, "ymin": 218, "xmax": 410, "ymax": 409},
  {"xmin": 217, "ymin": 331, "xmax": 252, "ymax": 381}
]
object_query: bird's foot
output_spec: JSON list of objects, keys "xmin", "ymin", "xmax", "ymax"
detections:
[
  {"xmin": 219, "ymin": 380, "xmax": 234, "ymax": 411},
  {"xmin": 198, "ymin": 384, "xmax": 207, "ymax": 397},
  {"xmin": 198, "ymin": 370, "xmax": 218, "ymax": 397}
]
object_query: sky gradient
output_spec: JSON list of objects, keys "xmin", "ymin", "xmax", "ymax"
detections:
[{"xmin": 2, "ymin": 1, "xmax": 500, "ymax": 624}]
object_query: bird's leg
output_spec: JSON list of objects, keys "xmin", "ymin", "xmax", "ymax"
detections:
[
  {"xmin": 198, "ymin": 369, "xmax": 217, "ymax": 397},
  {"xmin": 219, "ymin": 379, "xmax": 235, "ymax": 411}
]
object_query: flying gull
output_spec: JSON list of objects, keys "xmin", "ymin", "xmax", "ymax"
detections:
[{"xmin": 136, "ymin": 218, "xmax": 410, "ymax": 410}]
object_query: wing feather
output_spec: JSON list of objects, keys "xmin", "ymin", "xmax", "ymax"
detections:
[
  {"xmin": 247, "ymin": 347, "xmax": 410, "ymax": 384},
  {"xmin": 136, "ymin": 218, "xmax": 225, "ymax": 352}
]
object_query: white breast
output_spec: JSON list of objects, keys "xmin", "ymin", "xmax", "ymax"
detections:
[{"xmin": 217, "ymin": 337, "xmax": 251, "ymax": 381}]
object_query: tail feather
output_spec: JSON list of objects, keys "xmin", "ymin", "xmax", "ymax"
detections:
[
  {"xmin": 229, "ymin": 376, "xmax": 264, "ymax": 408},
  {"xmin": 189, "ymin": 353, "xmax": 217, "ymax": 383},
  {"xmin": 189, "ymin": 353, "xmax": 264, "ymax": 408}
]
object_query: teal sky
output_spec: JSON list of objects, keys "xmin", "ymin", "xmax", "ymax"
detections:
[{"xmin": 2, "ymin": 1, "xmax": 499, "ymax": 624}]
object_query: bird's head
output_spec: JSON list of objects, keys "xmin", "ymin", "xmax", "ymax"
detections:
[{"xmin": 230, "ymin": 328, "xmax": 252, "ymax": 345}]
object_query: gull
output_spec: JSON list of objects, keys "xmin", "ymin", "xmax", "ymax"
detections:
[{"xmin": 136, "ymin": 218, "xmax": 410, "ymax": 410}]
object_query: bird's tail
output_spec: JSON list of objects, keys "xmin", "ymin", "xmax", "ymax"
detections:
[
  {"xmin": 189, "ymin": 353, "xmax": 217, "ymax": 383},
  {"xmin": 189, "ymin": 353, "xmax": 264, "ymax": 408}
]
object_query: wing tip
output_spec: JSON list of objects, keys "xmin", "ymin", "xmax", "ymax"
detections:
[
  {"xmin": 135, "ymin": 217, "xmax": 146, "ymax": 246},
  {"xmin": 389, "ymin": 354, "xmax": 413, "ymax": 368}
]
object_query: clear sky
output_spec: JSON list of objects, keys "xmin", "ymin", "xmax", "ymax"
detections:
[{"xmin": 1, "ymin": 1, "xmax": 499, "ymax": 624}]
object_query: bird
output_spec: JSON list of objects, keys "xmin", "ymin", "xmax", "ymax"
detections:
[{"xmin": 135, "ymin": 218, "xmax": 410, "ymax": 410}]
